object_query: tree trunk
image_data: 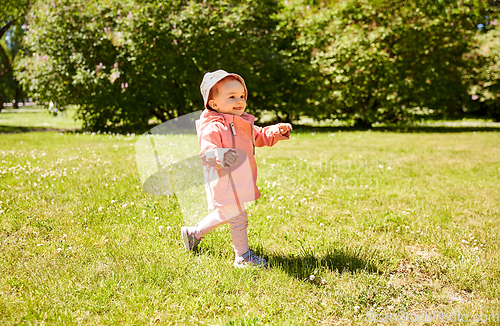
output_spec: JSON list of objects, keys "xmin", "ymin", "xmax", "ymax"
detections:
[
  {"xmin": 491, "ymin": 102, "xmax": 500, "ymax": 122},
  {"xmin": 13, "ymin": 86, "xmax": 20, "ymax": 109},
  {"xmin": 0, "ymin": 14, "xmax": 25, "ymax": 110}
]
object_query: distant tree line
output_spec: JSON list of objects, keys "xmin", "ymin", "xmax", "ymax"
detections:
[{"xmin": 9, "ymin": 0, "xmax": 499, "ymax": 129}]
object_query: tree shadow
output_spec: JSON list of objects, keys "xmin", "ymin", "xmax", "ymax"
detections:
[
  {"xmin": 0, "ymin": 125, "xmax": 74, "ymax": 134},
  {"xmin": 255, "ymin": 246, "xmax": 386, "ymax": 280}
]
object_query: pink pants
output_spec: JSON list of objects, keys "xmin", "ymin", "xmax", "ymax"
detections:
[{"xmin": 193, "ymin": 204, "xmax": 249, "ymax": 257}]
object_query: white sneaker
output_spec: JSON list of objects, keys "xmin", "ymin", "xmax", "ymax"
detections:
[{"xmin": 234, "ymin": 249, "xmax": 267, "ymax": 268}]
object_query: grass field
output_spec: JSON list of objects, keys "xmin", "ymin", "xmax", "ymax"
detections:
[
  {"xmin": 1, "ymin": 109, "xmax": 500, "ymax": 325},
  {"xmin": 0, "ymin": 106, "xmax": 83, "ymax": 132}
]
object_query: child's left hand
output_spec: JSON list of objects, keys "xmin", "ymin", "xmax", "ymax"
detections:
[{"xmin": 278, "ymin": 123, "xmax": 293, "ymax": 135}]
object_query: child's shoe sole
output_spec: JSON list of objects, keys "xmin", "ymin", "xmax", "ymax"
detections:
[{"xmin": 181, "ymin": 226, "xmax": 190, "ymax": 251}]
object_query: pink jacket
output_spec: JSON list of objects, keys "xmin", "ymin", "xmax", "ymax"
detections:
[{"xmin": 195, "ymin": 109, "xmax": 289, "ymax": 210}]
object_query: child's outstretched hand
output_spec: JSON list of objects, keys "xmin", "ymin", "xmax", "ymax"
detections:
[
  {"xmin": 278, "ymin": 123, "xmax": 293, "ymax": 135},
  {"xmin": 223, "ymin": 149, "xmax": 238, "ymax": 167}
]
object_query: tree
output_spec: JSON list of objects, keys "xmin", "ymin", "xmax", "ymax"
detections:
[
  {"xmin": 308, "ymin": 0, "xmax": 490, "ymax": 126},
  {"xmin": 465, "ymin": 3, "xmax": 500, "ymax": 121},
  {"xmin": 16, "ymin": 0, "xmax": 320, "ymax": 130},
  {"xmin": 0, "ymin": 0, "xmax": 31, "ymax": 111}
]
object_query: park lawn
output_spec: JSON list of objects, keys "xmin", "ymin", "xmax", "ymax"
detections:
[
  {"xmin": 0, "ymin": 106, "xmax": 83, "ymax": 132},
  {"xmin": 0, "ymin": 129, "xmax": 499, "ymax": 325}
]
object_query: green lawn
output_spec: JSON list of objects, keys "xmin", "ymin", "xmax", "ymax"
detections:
[
  {"xmin": 0, "ymin": 114, "xmax": 500, "ymax": 325},
  {"xmin": 0, "ymin": 106, "xmax": 83, "ymax": 132}
]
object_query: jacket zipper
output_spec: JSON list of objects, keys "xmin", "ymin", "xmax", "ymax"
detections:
[
  {"xmin": 250, "ymin": 123, "xmax": 255, "ymax": 155},
  {"xmin": 230, "ymin": 122, "xmax": 236, "ymax": 136},
  {"xmin": 230, "ymin": 117, "xmax": 255, "ymax": 155}
]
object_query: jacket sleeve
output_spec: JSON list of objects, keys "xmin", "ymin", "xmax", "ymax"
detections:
[
  {"xmin": 199, "ymin": 122, "xmax": 232, "ymax": 168},
  {"xmin": 253, "ymin": 124, "xmax": 289, "ymax": 147}
]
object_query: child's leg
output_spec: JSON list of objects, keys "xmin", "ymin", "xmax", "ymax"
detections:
[
  {"xmin": 192, "ymin": 204, "xmax": 249, "ymax": 256},
  {"xmin": 223, "ymin": 205, "xmax": 249, "ymax": 258},
  {"xmin": 192, "ymin": 209, "xmax": 228, "ymax": 239}
]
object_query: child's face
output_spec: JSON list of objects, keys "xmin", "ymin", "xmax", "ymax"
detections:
[{"xmin": 209, "ymin": 80, "xmax": 246, "ymax": 116}]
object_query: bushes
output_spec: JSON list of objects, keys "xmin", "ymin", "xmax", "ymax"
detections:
[
  {"xmin": 16, "ymin": 0, "xmax": 318, "ymax": 130},
  {"xmin": 15, "ymin": 0, "xmax": 495, "ymax": 129},
  {"xmin": 467, "ymin": 19, "xmax": 500, "ymax": 121},
  {"xmin": 308, "ymin": 0, "xmax": 490, "ymax": 126}
]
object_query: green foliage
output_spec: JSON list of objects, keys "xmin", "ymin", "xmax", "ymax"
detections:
[
  {"xmin": 0, "ymin": 24, "xmax": 26, "ymax": 107},
  {"xmin": 1, "ymin": 0, "xmax": 31, "ymax": 21},
  {"xmin": 0, "ymin": 39, "xmax": 16, "ymax": 103},
  {"xmin": 14, "ymin": 0, "xmax": 496, "ymax": 128},
  {"xmin": 16, "ymin": 0, "xmax": 318, "ymax": 130},
  {"xmin": 308, "ymin": 0, "xmax": 490, "ymax": 126},
  {"xmin": 0, "ymin": 0, "xmax": 31, "ymax": 110},
  {"xmin": 467, "ymin": 19, "xmax": 500, "ymax": 121}
]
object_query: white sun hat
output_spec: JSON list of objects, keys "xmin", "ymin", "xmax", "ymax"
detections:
[{"xmin": 200, "ymin": 69, "xmax": 248, "ymax": 110}]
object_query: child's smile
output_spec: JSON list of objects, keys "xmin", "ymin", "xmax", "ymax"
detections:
[{"xmin": 209, "ymin": 80, "xmax": 247, "ymax": 116}]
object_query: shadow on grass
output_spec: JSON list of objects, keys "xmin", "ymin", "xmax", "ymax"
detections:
[
  {"xmin": 257, "ymin": 246, "xmax": 385, "ymax": 280},
  {"xmin": 0, "ymin": 125, "xmax": 75, "ymax": 134}
]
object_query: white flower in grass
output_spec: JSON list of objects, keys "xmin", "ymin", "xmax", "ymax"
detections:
[
  {"xmin": 319, "ymin": 223, "xmax": 324, "ymax": 227},
  {"xmin": 111, "ymin": 200, "xmax": 116, "ymax": 204},
  {"xmin": 267, "ymin": 216, "xmax": 271, "ymax": 220},
  {"xmin": 166, "ymin": 226, "xmax": 171, "ymax": 231},
  {"xmin": 309, "ymin": 275, "xmax": 315, "ymax": 281},
  {"xmin": 57, "ymin": 248, "xmax": 63, "ymax": 253},
  {"xmin": 122, "ymin": 203, "xmax": 127, "ymax": 209},
  {"xmin": 62, "ymin": 234, "xmax": 67, "ymax": 238},
  {"xmin": 379, "ymin": 164, "xmax": 383, "ymax": 169},
  {"xmin": 98, "ymin": 207, "xmax": 103, "ymax": 212},
  {"xmin": 354, "ymin": 305, "xmax": 361, "ymax": 312},
  {"xmin": 159, "ymin": 226, "xmax": 164, "ymax": 232},
  {"xmin": 321, "ymin": 279, "xmax": 327, "ymax": 285}
]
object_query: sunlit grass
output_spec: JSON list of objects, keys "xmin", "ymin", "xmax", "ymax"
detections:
[
  {"xmin": 0, "ymin": 106, "xmax": 83, "ymax": 131},
  {"xmin": 0, "ymin": 129, "xmax": 499, "ymax": 325}
]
